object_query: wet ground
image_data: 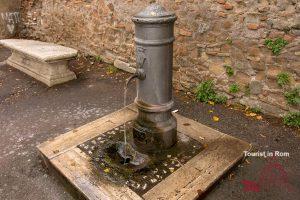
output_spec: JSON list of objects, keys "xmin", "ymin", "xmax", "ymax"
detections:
[
  {"xmin": 0, "ymin": 46, "xmax": 299, "ymax": 200},
  {"xmin": 79, "ymin": 123, "xmax": 203, "ymax": 196}
]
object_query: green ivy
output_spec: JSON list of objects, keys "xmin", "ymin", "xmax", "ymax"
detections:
[
  {"xmin": 277, "ymin": 72, "xmax": 290, "ymax": 87},
  {"xmin": 229, "ymin": 83, "xmax": 240, "ymax": 93},
  {"xmin": 283, "ymin": 112, "xmax": 300, "ymax": 128},
  {"xmin": 264, "ymin": 38, "xmax": 288, "ymax": 55},
  {"xmin": 195, "ymin": 80, "xmax": 228, "ymax": 104},
  {"xmin": 284, "ymin": 87, "xmax": 300, "ymax": 105}
]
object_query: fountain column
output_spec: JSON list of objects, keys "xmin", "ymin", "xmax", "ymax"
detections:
[{"xmin": 132, "ymin": 4, "xmax": 177, "ymax": 153}]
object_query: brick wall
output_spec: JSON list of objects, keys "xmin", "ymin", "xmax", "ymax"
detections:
[{"xmin": 21, "ymin": 0, "xmax": 300, "ymax": 116}]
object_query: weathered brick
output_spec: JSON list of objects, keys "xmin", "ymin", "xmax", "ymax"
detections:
[
  {"xmin": 247, "ymin": 23, "xmax": 260, "ymax": 30},
  {"xmin": 224, "ymin": 3, "xmax": 234, "ymax": 10}
]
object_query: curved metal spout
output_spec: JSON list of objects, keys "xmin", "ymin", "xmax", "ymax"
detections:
[
  {"xmin": 126, "ymin": 69, "xmax": 146, "ymax": 88},
  {"xmin": 126, "ymin": 74, "xmax": 139, "ymax": 88}
]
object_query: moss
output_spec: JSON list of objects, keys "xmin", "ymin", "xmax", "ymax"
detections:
[
  {"xmin": 95, "ymin": 55, "xmax": 103, "ymax": 62},
  {"xmin": 244, "ymin": 84, "xmax": 251, "ymax": 96},
  {"xmin": 106, "ymin": 65, "xmax": 119, "ymax": 74}
]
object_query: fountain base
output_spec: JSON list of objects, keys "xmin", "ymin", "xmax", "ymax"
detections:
[{"xmin": 37, "ymin": 104, "xmax": 251, "ymax": 200}]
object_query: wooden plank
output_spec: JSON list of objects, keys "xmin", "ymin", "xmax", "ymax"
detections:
[
  {"xmin": 38, "ymin": 105, "xmax": 251, "ymax": 200},
  {"xmin": 38, "ymin": 106, "xmax": 136, "ymax": 159},
  {"xmin": 175, "ymin": 113, "xmax": 225, "ymax": 144},
  {"xmin": 51, "ymin": 147, "xmax": 143, "ymax": 200},
  {"xmin": 143, "ymin": 134, "xmax": 251, "ymax": 200}
]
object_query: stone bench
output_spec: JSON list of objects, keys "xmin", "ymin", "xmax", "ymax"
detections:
[{"xmin": 0, "ymin": 39, "xmax": 77, "ymax": 86}]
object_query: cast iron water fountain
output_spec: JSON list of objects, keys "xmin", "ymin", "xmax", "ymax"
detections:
[
  {"xmin": 39, "ymin": 3, "xmax": 250, "ymax": 199},
  {"xmin": 79, "ymin": 3, "xmax": 203, "ymax": 194}
]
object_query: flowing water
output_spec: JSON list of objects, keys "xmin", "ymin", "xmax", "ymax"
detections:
[{"xmin": 123, "ymin": 85, "xmax": 128, "ymax": 157}]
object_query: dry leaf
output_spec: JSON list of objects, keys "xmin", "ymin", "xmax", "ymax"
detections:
[
  {"xmin": 260, "ymin": 134, "xmax": 266, "ymax": 138},
  {"xmin": 213, "ymin": 116, "xmax": 220, "ymax": 122},
  {"xmin": 256, "ymin": 115, "xmax": 263, "ymax": 120},
  {"xmin": 208, "ymin": 101, "xmax": 215, "ymax": 106},
  {"xmin": 104, "ymin": 168, "xmax": 110, "ymax": 173},
  {"xmin": 249, "ymin": 113, "xmax": 257, "ymax": 117},
  {"xmin": 209, "ymin": 110, "xmax": 214, "ymax": 113}
]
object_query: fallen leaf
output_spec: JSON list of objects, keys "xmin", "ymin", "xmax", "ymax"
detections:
[
  {"xmin": 213, "ymin": 116, "xmax": 220, "ymax": 122},
  {"xmin": 209, "ymin": 110, "xmax": 214, "ymax": 113},
  {"xmin": 260, "ymin": 134, "xmax": 266, "ymax": 138},
  {"xmin": 256, "ymin": 115, "xmax": 263, "ymax": 120},
  {"xmin": 208, "ymin": 101, "xmax": 215, "ymax": 106},
  {"xmin": 104, "ymin": 168, "xmax": 110, "ymax": 173},
  {"xmin": 249, "ymin": 113, "xmax": 257, "ymax": 117}
]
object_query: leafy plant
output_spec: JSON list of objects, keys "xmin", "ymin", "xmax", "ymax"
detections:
[
  {"xmin": 106, "ymin": 65, "xmax": 119, "ymax": 74},
  {"xmin": 95, "ymin": 55, "xmax": 103, "ymax": 62},
  {"xmin": 195, "ymin": 80, "xmax": 227, "ymax": 104},
  {"xmin": 277, "ymin": 72, "xmax": 290, "ymax": 87},
  {"xmin": 264, "ymin": 38, "xmax": 288, "ymax": 55},
  {"xmin": 249, "ymin": 107, "xmax": 262, "ymax": 114},
  {"xmin": 214, "ymin": 95, "xmax": 228, "ymax": 104},
  {"xmin": 284, "ymin": 87, "xmax": 300, "ymax": 105},
  {"xmin": 224, "ymin": 65, "xmax": 234, "ymax": 77},
  {"xmin": 229, "ymin": 83, "xmax": 240, "ymax": 93},
  {"xmin": 283, "ymin": 112, "xmax": 300, "ymax": 128}
]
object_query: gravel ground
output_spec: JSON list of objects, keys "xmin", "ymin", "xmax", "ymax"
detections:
[{"xmin": 0, "ymin": 47, "xmax": 299, "ymax": 200}]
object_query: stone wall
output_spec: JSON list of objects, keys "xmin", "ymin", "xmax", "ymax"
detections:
[
  {"xmin": 21, "ymin": 0, "xmax": 300, "ymax": 116},
  {"xmin": 0, "ymin": 0, "xmax": 21, "ymax": 39}
]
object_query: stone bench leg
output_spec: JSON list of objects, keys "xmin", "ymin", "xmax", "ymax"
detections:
[{"xmin": 7, "ymin": 51, "xmax": 77, "ymax": 87}]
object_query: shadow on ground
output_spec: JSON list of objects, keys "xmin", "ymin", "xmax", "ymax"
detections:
[{"xmin": 0, "ymin": 47, "xmax": 299, "ymax": 200}]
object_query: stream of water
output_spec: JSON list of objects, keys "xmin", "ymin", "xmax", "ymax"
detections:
[{"xmin": 123, "ymin": 85, "xmax": 128, "ymax": 157}]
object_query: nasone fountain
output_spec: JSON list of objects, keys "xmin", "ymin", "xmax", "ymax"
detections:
[{"xmin": 38, "ymin": 4, "xmax": 251, "ymax": 200}]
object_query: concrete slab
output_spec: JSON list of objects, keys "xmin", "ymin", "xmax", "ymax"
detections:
[
  {"xmin": 0, "ymin": 39, "xmax": 77, "ymax": 86},
  {"xmin": 0, "ymin": 39, "xmax": 78, "ymax": 62},
  {"xmin": 37, "ymin": 104, "xmax": 251, "ymax": 200}
]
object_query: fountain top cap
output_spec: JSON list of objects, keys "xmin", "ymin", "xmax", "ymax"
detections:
[{"xmin": 132, "ymin": 3, "xmax": 177, "ymax": 24}]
